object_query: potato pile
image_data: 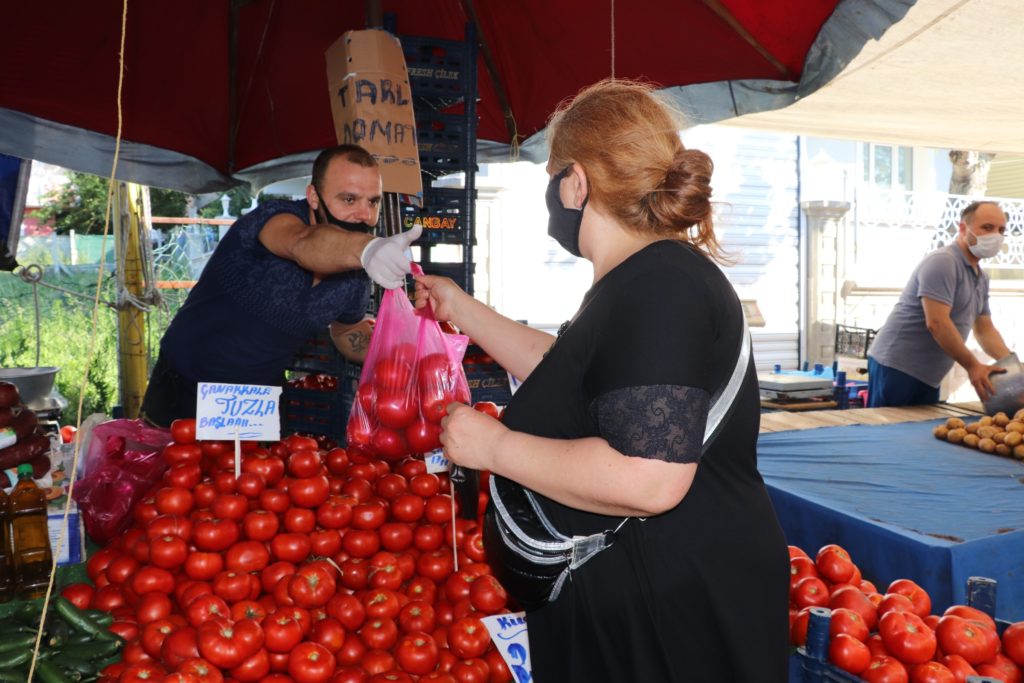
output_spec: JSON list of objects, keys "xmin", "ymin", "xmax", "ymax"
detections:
[{"xmin": 934, "ymin": 411, "xmax": 1024, "ymax": 460}]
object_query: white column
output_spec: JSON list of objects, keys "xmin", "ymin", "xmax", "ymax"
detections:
[{"xmin": 802, "ymin": 200, "xmax": 850, "ymax": 367}]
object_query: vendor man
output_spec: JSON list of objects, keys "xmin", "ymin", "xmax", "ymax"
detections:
[
  {"xmin": 140, "ymin": 144, "xmax": 421, "ymax": 428},
  {"xmin": 867, "ymin": 201, "xmax": 1011, "ymax": 407}
]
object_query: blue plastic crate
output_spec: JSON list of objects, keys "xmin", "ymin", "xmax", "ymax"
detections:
[
  {"xmin": 401, "ymin": 35, "xmax": 472, "ymax": 101},
  {"xmin": 415, "ymin": 111, "xmax": 473, "ymax": 173},
  {"xmin": 282, "ymin": 357, "xmax": 361, "ymax": 445},
  {"xmin": 463, "ymin": 345, "xmax": 511, "ymax": 405},
  {"xmin": 289, "ymin": 328, "xmax": 347, "ymax": 377},
  {"xmin": 402, "ymin": 187, "xmax": 474, "ymax": 245}
]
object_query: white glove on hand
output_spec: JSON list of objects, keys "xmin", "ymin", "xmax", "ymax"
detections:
[{"xmin": 360, "ymin": 225, "xmax": 423, "ymax": 289}]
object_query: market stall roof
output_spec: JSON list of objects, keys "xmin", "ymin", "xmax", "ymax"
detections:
[
  {"xmin": 0, "ymin": 0, "xmax": 916, "ymax": 194},
  {"xmin": 720, "ymin": 0, "xmax": 1024, "ymax": 154}
]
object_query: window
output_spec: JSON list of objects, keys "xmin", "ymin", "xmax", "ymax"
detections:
[{"xmin": 860, "ymin": 143, "xmax": 913, "ymax": 191}]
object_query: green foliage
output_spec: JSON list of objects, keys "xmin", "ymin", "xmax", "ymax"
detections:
[
  {"xmin": 34, "ymin": 172, "xmax": 112, "ymax": 236},
  {"xmin": 0, "ymin": 270, "xmax": 180, "ymax": 420}
]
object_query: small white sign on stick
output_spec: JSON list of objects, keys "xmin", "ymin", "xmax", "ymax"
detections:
[
  {"xmin": 196, "ymin": 382, "xmax": 282, "ymax": 442},
  {"xmin": 424, "ymin": 448, "xmax": 450, "ymax": 474},
  {"xmin": 480, "ymin": 612, "xmax": 532, "ymax": 682}
]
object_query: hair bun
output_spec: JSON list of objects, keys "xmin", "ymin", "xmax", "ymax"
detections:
[{"xmin": 647, "ymin": 148, "xmax": 714, "ymax": 230}]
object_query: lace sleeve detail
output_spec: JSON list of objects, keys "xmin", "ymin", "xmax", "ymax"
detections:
[{"xmin": 592, "ymin": 385, "xmax": 710, "ymax": 464}]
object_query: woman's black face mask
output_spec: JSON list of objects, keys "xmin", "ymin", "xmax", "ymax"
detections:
[
  {"xmin": 315, "ymin": 191, "xmax": 372, "ymax": 233},
  {"xmin": 545, "ymin": 167, "xmax": 588, "ymax": 257}
]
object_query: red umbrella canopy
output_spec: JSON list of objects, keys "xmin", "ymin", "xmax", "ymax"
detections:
[{"xmin": 0, "ymin": 0, "xmax": 841, "ymax": 192}]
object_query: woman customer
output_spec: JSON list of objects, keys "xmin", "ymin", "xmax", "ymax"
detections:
[{"xmin": 414, "ymin": 79, "xmax": 789, "ymax": 682}]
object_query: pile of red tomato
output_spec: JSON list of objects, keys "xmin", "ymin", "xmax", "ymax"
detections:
[
  {"xmin": 62, "ymin": 418, "xmax": 516, "ymax": 683},
  {"xmin": 346, "ymin": 344, "xmax": 471, "ymax": 460},
  {"xmin": 789, "ymin": 543, "xmax": 1024, "ymax": 682}
]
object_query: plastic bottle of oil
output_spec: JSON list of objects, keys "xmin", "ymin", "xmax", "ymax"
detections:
[
  {"xmin": 0, "ymin": 487, "xmax": 13, "ymax": 602},
  {"xmin": 10, "ymin": 463, "xmax": 53, "ymax": 600}
]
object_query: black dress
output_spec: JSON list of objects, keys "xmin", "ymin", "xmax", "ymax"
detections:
[{"xmin": 498, "ymin": 240, "xmax": 790, "ymax": 682}]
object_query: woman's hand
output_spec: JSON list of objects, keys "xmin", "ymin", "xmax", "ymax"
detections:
[
  {"xmin": 413, "ymin": 274, "xmax": 466, "ymax": 325},
  {"xmin": 439, "ymin": 402, "xmax": 507, "ymax": 471}
]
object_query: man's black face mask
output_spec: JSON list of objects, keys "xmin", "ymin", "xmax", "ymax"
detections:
[{"xmin": 315, "ymin": 191, "xmax": 372, "ymax": 233}]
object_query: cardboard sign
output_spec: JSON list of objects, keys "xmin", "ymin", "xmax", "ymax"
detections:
[
  {"xmin": 196, "ymin": 382, "xmax": 281, "ymax": 441},
  {"xmin": 326, "ymin": 29, "xmax": 422, "ymax": 196},
  {"xmin": 480, "ymin": 612, "xmax": 533, "ymax": 682}
]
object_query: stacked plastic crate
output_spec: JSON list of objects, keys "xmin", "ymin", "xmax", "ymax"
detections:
[{"xmin": 399, "ymin": 25, "xmax": 478, "ymax": 295}]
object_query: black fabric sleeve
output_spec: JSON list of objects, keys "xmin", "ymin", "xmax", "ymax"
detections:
[{"xmin": 586, "ymin": 268, "xmax": 719, "ymax": 462}]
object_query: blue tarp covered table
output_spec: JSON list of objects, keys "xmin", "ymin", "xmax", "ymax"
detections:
[{"xmin": 758, "ymin": 418, "xmax": 1024, "ymax": 620}]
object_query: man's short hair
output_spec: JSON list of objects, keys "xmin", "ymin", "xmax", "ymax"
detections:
[
  {"xmin": 961, "ymin": 200, "xmax": 1002, "ymax": 223},
  {"xmin": 311, "ymin": 145, "xmax": 378, "ymax": 193}
]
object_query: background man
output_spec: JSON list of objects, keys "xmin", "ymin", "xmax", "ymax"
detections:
[
  {"xmin": 140, "ymin": 144, "xmax": 420, "ymax": 427},
  {"xmin": 867, "ymin": 201, "xmax": 1012, "ymax": 407}
]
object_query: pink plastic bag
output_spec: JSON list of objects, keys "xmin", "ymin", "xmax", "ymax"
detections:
[
  {"xmin": 347, "ymin": 268, "xmax": 471, "ymax": 460},
  {"xmin": 72, "ymin": 418, "xmax": 171, "ymax": 543}
]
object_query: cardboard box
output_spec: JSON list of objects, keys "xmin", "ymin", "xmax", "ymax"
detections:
[{"xmin": 326, "ymin": 29, "xmax": 423, "ymax": 196}]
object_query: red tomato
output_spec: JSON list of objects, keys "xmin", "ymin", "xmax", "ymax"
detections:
[
  {"xmin": 155, "ymin": 487, "xmax": 195, "ymax": 517},
  {"xmin": 908, "ymin": 662, "xmax": 956, "ymax": 683},
  {"xmin": 193, "ymin": 518, "xmax": 240, "ymax": 552},
  {"xmin": 288, "ymin": 642, "xmax": 336, "ymax": 683},
  {"xmin": 830, "ymin": 585, "xmax": 880, "ymax": 632},
  {"xmin": 878, "ymin": 593, "xmax": 917, "ymax": 619},
  {"xmin": 409, "ymin": 473, "xmax": 440, "ymax": 498},
  {"xmin": 164, "ymin": 443, "xmax": 202, "ymax": 465},
  {"xmin": 342, "ymin": 529, "xmax": 380, "ymax": 559},
  {"xmin": 316, "ymin": 496, "xmax": 354, "ymax": 529},
  {"xmin": 362, "ymin": 589, "xmax": 402, "ymax": 620},
  {"xmin": 161, "ymin": 634, "xmax": 202, "ymax": 670},
  {"xmin": 379, "ymin": 522, "xmax": 414, "ymax": 553},
  {"xmin": 193, "ymin": 482, "xmax": 218, "ymax": 509},
  {"xmin": 187, "ymin": 593, "xmax": 231, "ymax": 627},
  {"xmin": 184, "ymin": 552, "xmax": 223, "ymax": 581},
  {"xmin": 469, "ymin": 574, "xmax": 507, "ymax": 614},
  {"xmin": 135, "ymin": 590, "xmax": 173, "ymax": 624},
  {"xmin": 830, "ymin": 633, "xmax": 872, "ymax": 675},
  {"xmin": 939, "ymin": 654, "xmax": 979, "ymax": 682},
  {"xmin": 1003, "ymin": 621, "xmax": 1024, "ymax": 667},
  {"xmin": 934, "ymin": 614, "xmax": 1000, "ymax": 665},
  {"xmin": 212, "ymin": 493, "xmax": 249, "ymax": 521},
  {"xmin": 425, "ymin": 495, "xmax": 454, "ymax": 525},
  {"xmin": 879, "ymin": 610, "xmax": 937, "ymax": 665},
  {"xmin": 371, "ymin": 427, "xmax": 411, "ymax": 461},
  {"xmin": 352, "ymin": 501, "xmax": 388, "ymax": 530},
  {"xmin": 976, "ymin": 653, "xmax": 1024, "ymax": 683},
  {"xmin": 339, "ymin": 558, "xmax": 370, "ymax": 591},
  {"xmin": 289, "ymin": 564, "xmax": 337, "ymax": 609},
  {"xmin": 471, "ymin": 402, "xmax": 501, "ymax": 418},
  {"xmin": 231, "ymin": 600, "xmax": 267, "ymax": 622},
  {"xmin": 830, "ymin": 606, "xmax": 871, "ymax": 643},
  {"xmin": 242, "ymin": 452, "xmax": 286, "ymax": 486},
  {"xmin": 406, "ymin": 418, "xmax": 442, "ymax": 454},
  {"xmin": 235, "ymin": 472, "xmax": 266, "ymax": 499},
  {"xmin": 287, "ymin": 448, "xmax": 322, "ymax": 478},
  {"xmin": 272, "ymin": 533, "xmax": 313, "ymax": 563},
  {"xmin": 395, "ymin": 630, "xmax": 439, "ymax": 675},
  {"xmin": 448, "ymin": 617, "xmax": 491, "ymax": 660},
  {"xmin": 943, "ymin": 605, "xmax": 997, "ymax": 633},
  {"xmin": 284, "ymin": 507, "xmax": 317, "ymax": 534},
  {"xmin": 862, "ymin": 655, "xmax": 910, "ymax": 683},
  {"xmin": 131, "ymin": 566, "xmax": 176, "ymax": 595},
  {"xmin": 213, "ymin": 570, "xmax": 260, "ymax": 603},
  {"xmin": 242, "ymin": 510, "xmax": 280, "ymax": 542},
  {"xmin": 149, "ymin": 535, "xmax": 188, "ymax": 570},
  {"xmin": 170, "ymin": 418, "xmax": 197, "ymax": 444},
  {"xmin": 264, "ymin": 610, "xmax": 306, "ymax": 654},
  {"xmin": 261, "ymin": 561, "xmax": 297, "ymax": 593},
  {"xmin": 61, "ymin": 582, "xmax": 94, "ymax": 610},
  {"xmin": 289, "ymin": 475, "xmax": 331, "ymax": 508},
  {"xmin": 140, "ymin": 618, "xmax": 179, "ymax": 659},
  {"xmin": 792, "ymin": 576, "xmax": 831, "ymax": 609},
  {"xmin": 390, "ymin": 494, "xmax": 425, "ymax": 523},
  {"xmin": 414, "ymin": 524, "xmax": 444, "ymax": 552},
  {"xmin": 310, "ymin": 529, "xmax": 343, "ymax": 557},
  {"xmin": 164, "ymin": 463, "xmax": 203, "ymax": 489},
  {"xmin": 816, "ymin": 544, "xmax": 856, "ymax": 584},
  {"xmin": 284, "ymin": 434, "xmax": 320, "ymax": 452},
  {"xmin": 230, "ymin": 648, "xmax": 271, "ymax": 683},
  {"xmin": 327, "ymin": 593, "xmax": 367, "ymax": 631},
  {"xmin": 259, "ymin": 488, "xmax": 291, "ymax": 514},
  {"xmin": 374, "ymin": 356, "xmax": 414, "ymax": 392},
  {"xmin": 887, "ymin": 579, "xmax": 932, "ymax": 618},
  {"xmin": 196, "ymin": 618, "xmax": 265, "ymax": 670}
]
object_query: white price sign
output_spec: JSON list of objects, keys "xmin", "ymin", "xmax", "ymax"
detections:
[
  {"xmin": 480, "ymin": 612, "xmax": 532, "ymax": 682},
  {"xmin": 424, "ymin": 448, "xmax": 450, "ymax": 474},
  {"xmin": 195, "ymin": 382, "xmax": 282, "ymax": 441}
]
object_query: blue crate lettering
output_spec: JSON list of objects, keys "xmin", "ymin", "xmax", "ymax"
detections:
[{"xmin": 401, "ymin": 35, "xmax": 471, "ymax": 101}]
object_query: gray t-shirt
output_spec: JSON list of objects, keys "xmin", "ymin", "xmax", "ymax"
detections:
[{"xmin": 868, "ymin": 244, "xmax": 990, "ymax": 387}]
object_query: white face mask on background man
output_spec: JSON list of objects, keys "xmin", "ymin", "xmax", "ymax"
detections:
[{"xmin": 967, "ymin": 230, "xmax": 1004, "ymax": 259}]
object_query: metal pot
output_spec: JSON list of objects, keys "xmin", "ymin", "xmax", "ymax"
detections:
[{"xmin": 0, "ymin": 366, "xmax": 60, "ymax": 407}]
